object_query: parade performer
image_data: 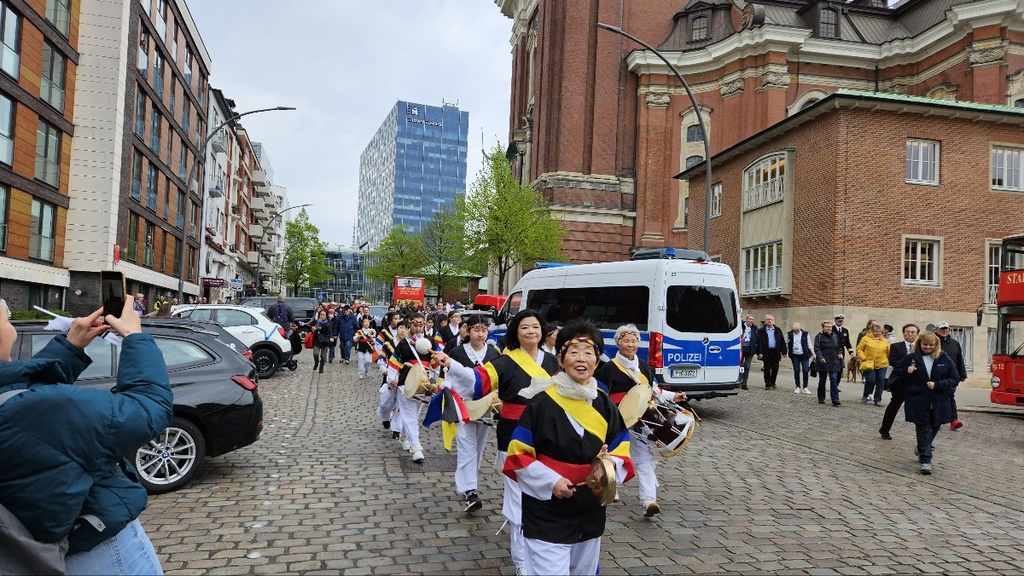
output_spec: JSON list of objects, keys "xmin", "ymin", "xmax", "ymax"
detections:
[
  {"xmin": 375, "ymin": 312, "xmax": 403, "ymax": 433},
  {"xmin": 436, "ymin": 309, "xmax": 559, "ymax": 574},
  {"xmin": 594, "ymin": 323, "xmax": 687, "ymax": 518},
  {"xmin": 430, "ymin": 314, "xmax": 501, "ymax": 513},
  {"xmin": 388, "ymin": 313, "xmax": 439, "ymax": 463},
  {"xmin": 354, "ymin": 316, "xmax": 376, "ymax": 379},
  {"xmin": 503, "ymin": 318, "xmax": 634, "ymax": 575}
]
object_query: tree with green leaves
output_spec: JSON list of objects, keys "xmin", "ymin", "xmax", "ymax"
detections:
[
  {"xmin": 419, "ymin": 208, "xmax": 476, "ymax": 301},
  {"xmin": 365, "ymin": 225, "xmax": 428, "ymax": 289},
  {"xmin": 281, "ymin": 208, "xmax": 331, "ymax": 296},
  {"xmin": 458, "ymin": 143, "xmax": 566, "ymax": 293}
]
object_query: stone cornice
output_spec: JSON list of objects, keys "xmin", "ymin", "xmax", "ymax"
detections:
[{"xmin": 533, "ymin": 171, "xmax": 632, "ymax": 194}]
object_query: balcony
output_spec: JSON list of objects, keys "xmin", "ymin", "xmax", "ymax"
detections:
[
  {"xmin": 248, "ymin": 223, "xmax": 264, "ymax": 237},
  {"xmin": 252, "ymin": 169, "xmax": 267, "ymax": 185},
  {"xmin": 267, "ymin": 200, "xmax": 279, "ymax": 216},
  {"xmin": 209, "ymin": 176, "xmax": 224, "ymax": 198},
  {"xmin": 247, "ymin": 250, "xmax": 260, "ymax": 264},
  {"xmin": 261, "ymin": 243, "xmax": 274, "ymax": 256},
  {"xmin": 254, "ymin": 184, "xmax": 271, "ymax": 197},
  {"xmin": 251, "ymin": 197, "xmax": 267, "ymax": 218},
  {"xmin": 211, "ymin": 132, "xmax": 227, "ymax": 154}
]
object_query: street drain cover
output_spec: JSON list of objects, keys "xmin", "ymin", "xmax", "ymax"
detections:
[{"xmin": 399, "ymin": 454, "xmax": 457, "ymax": 473}]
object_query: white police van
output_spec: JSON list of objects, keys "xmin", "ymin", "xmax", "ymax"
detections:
[{"xmin": 492, "ymin": 248, "xmax": 742, "ymax": 399}]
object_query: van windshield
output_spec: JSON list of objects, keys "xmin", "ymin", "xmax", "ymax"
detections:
[
  {"xmin": 527, "ymin": 286, "xmax": 650, "ymax": 330},
  {"xmin": 665, "ymin": 285, "xmax": 737, "ymax": 334}
]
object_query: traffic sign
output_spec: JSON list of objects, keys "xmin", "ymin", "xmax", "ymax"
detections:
[{"xmin": 229, "ymin": 278, "xmax": 244, "ymax": 292}]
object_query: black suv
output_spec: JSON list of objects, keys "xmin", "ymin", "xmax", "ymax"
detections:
[
  {"xmin": 10, "ymin": 318, "xmax": 263, "ymax": 493},
  {"xmin": 240, "ymin": 296, "xmax": 319, "ymax": 326}
]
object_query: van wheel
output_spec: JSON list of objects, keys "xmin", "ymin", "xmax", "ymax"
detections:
[{"xmin": 252, "ymin": 349, "xmax": 278, "ymax": 379}]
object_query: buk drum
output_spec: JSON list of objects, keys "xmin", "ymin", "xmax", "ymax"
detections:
[{"xmin": 636, "ymin": 399, "xmax": 697, "ymax": 458}]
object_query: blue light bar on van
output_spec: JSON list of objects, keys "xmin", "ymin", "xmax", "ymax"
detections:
[
  {"xmin": 630, "ymin": 247, "xmax": 708, "ymax": 262},
  {"xmin": 534, "ymin": 262, "xmax": 576, "ymax": 269}
]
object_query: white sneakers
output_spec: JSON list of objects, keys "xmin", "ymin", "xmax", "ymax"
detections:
[
  {"xmin": 401, "ymin": 439, "xmax": 411, "ymax": 451},
  {"xmin": 794, "ymin": 387, "xmax": 801, "ymax": 394},
  {"xmin": 642, "ymin": 500, "xmax": 661, "ymax": 517},
  {"xmin": 802, "ymin": 388, "xmax": 812, "ymax": 395},
  {"xmin": 411, "ymin": 445, "xmax": 425, "ymax": 463}
]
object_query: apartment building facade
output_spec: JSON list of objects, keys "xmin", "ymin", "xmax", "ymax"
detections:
[
  {"xmin": 63, "ymin": 0, "xmax": 210, "ymax": 313},
  {"xmin": 0, "ymin": 0, "xmax": 79, "ymax": 310}
]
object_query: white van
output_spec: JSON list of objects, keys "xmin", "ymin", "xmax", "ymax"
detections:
[{"xmin": 492, "ymin": 248, "xmax": 742, "ymax": 399}]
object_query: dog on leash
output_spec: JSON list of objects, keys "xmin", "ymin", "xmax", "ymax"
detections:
[{"xmin": 846, "ymin": 356, "xmax": 861, "ymax": 382}]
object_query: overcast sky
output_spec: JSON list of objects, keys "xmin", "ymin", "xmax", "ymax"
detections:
[{"xmin": 187, "ymin": 1, "xmax": 514, "ymax": 249}]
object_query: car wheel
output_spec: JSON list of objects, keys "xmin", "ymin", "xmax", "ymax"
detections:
[
  {"xmin": 252, "ymin": 348, "xmax": 278, "ymax": 379},
  {"xmin": 135, "ymin": 417, "xmax": 207, "ymax": 494}
]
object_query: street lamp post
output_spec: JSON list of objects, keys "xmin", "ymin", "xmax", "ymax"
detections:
[
  {"xmin": 254, "ymin": 203, "xmax": 312, "ymax": 296},
  {"xmin": 176, "ymin": 106, "xmax": 296, "ymax": 303},
  {"xmin": 596, "ymin": 23, "xmax": 713, "ymax": 252}
]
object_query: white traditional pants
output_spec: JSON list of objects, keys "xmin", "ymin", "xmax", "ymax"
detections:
[
  {"xmin": 395, "ymin": 393, "xmax": 423, "ymax": 449},
  {"xmin": 376, "ymin": 384, "xmax": 397, "ymax": 423},
  {"xmin": 632, "ymin": 433, "xmax": 659, "ymax": 503},
  {"xmin": 357, "ymin": 351, "xmax": 373, "ymax": 376},
  {"xmin": 455, "ymin": 421, "xmax": 490, "ymax": 493},
  {"xmin": 495, "ymin": 450, "xmax": 526, "ymax": 570},
  {"xmin": 524, "ymin": 536, "xmax": 601, "ymax": 576}
]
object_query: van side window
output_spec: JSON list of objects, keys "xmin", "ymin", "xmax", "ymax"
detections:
[
  {"xmin": 527, "ymin": 286, "xmax": 650, "ymax": 330},
  {"xmin": 665, "ymin": 285, "xmax": 738, "ymax": 333},
  {"xmin": 507, "ymin": 292, "xmax": 523, "ymax": 315}
]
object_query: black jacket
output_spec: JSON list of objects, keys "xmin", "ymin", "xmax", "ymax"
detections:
[
  {"xmin": 786, "ymin": 330, "xmax": 812, "ymax": 357},
  {"xmin": 755, "ymin": 326, "xmax": 785, "ymax": 355},
  {"xmin": 937, "ymin": 333, "xmax": 968, "ymax": 383},
  {"xmin": 834, "ymin": 325, "xmax": 853, "ymax": 355}
]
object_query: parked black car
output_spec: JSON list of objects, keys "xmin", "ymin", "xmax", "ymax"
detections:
[{"xmin": 10, "ymin": 318, "xmax": 263, "ymax": 494}]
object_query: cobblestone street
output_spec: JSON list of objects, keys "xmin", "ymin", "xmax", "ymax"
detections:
[{"xmin": 142, "ymin": 360, "xmax": 1024, "ymax": 575}]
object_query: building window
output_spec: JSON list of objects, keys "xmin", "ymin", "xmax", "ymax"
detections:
[
  {"xmin": 0, "ymin": 92, "xmax": 13, "ymax": 165},
  {"xmin": 0, "ymin": 2, "xmax": 19, "ymax": 79},
  {"xmin": 799, "ymin": 98, "xmax": 819, "ymax": 111},
  {"xmin": 903, "ymin": 238, "xmax": 939, "ymax": 286},
  {"xmin": 166, "ymin": 133, "xmax": 172, "ymax": 165},
  {"xmin": 173, "ymin": 236, "xmax": 181, "ymax": 276},
  {"xmin": 163, "ymin": 176, "xmax": 171, "ymax": 217},
  {"xmin": 182, "ymin": 97, "xmax": 189, "ymax": 134},
  {"xmin": 743, "ymin": 153, "xmax": 786, "ymax": 211},
  {"xmin": 127, "ymin": 212, "xmax": 138, "ymax": 261},
  {"xmin": 170, "ymin": 23, "xmax": 177, "ymax": 62},
  {"xmin": 45, "ymin": 0, "xmax": 69, "ymax": 36},
  {"xmin": 175, "ymin": 188, "xmax": 185, "ymax": 228},
  {"xmin": 179, "ymin": 146, "xmax": 187, "ymax": 180},
  {"xmin": 1015, "ymin": 99, "xmax": 1024, "ymax": 108},
  {"xmin": 991, "ymin": 146, "xmax": 1022, "ymax": 191},
  {"xmin": 949, "ymin": 326, "xmax": 973, "ymax": 371},
  {"xmin": 0, "ymin": 184, "xmax": 8, "ymax": 252},
  {"xmin": 34, "ymin": 120, "xmax": 60, "ymax": 188},
  {"xmin": 41, "ymin": 42, "xmax": 65, "ymax": 112},
  {"xmin": 183, "ymin": 46, "xmax": 192, "ymax": 87},
  {"xmin": 819, "ymin": 8, "xmax": 838, "ymax": 38},
  {"xmin": 743, "ymin": 241, "xmax": 783, "ymax": 295},
  {"xmin": 198, "ymin": 73, "xmax": 207, "ymax": 108},
  {"xmin": 29, "ymin": 199, "xmax": 55, "ymax": 262},
  {"xmin": 988, "ymin": 241, "xmax": 1001, "ymax": 304},
  {"xmin": 134, "ymin": 91, "xmax": 146, "ymax": 137},
  {"xmin": 906, "ymin": 139, "xmax": 939, "ymax": 184},
  {"xmin": 137, "ymin": 27, "xmax": 148, "ymax": 79},
  {"xmin": 154, "ymin": 0, "xmax": 166, "ymax": 40},
  {"xmin": 144, "ymin": 221, "xmax": 155, "ymax": 266},
  {"xmin": 131, "ymin": 149, "xmax": 143, "ymax": 200},
  {"xmin": 152, "ymin": 50, "xmax": 164, "ymax": 98},
  {"xmin": 685, "ymin": 124, "xmax": 703, "ymax": 143},
  {"xmin": 146, "ymin": 163, "xmax": 157, "ymax": 211},
  {"xmin": 691, "ymin": 15, "xmax": 708, "ymax": 42},
  {"xmin": 149, "ymin": 105, "xmax": 160, "ymax": 152},
  {"xmin": 169, "ymin": 78, "xmax": 175, "ymax": 113},
  {"xmin": 685, "ymin": 155, "xmax": 703, "ymax": 170},
  {"xmin": 711, "ymin": 183, "xmax": 722, "ymax": 218}
]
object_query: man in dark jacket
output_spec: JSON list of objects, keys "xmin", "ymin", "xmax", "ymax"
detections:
[
  {"xmin": 740, "ymin": 314, "xmax": 760, "ymax": 390},
  {"xmin": 833, "ymin": 314, "xmax": 853, "ymax": 358},
  {"xmin": 0, "ymin": 297, "xmax": 172, "ymax": 573},
  {"xmin": 935, "ymin": 321, "xmax": 967, "ymax": 430},
  {"xmin": 755, "ymin": 314, "xmax": 785, "ymax": 389},
  {"xmin": 879, "ymin": 323, "xmax": 919, "ymax": 439},
  {"xmin": 336, "ymin": 306, "xmax": 359, "ymax": 365}
]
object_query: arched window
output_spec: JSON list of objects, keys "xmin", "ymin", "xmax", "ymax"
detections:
[
  {"xmin": 1014, "ymin": 99, "xmax": 1024, "ymax": 108},
  {"xmin": 799, "ymin": 98, "xmax": 820, "ymax": 111},
  {"xmin": 691, "ymin": 15, "xmax": 708, "ymax": 42},
  {"xmin": 686, "ymin": 155, "xmax": 704, "ymax": 169},
  {"xmin": 819, "ymin": 8, "xmax": 838, "ymax": 38},
  {"xmin": 686, "ymin": 124, "xmax": 703, "ymax": 143}
]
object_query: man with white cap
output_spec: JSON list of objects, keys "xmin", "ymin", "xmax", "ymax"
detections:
[{"xmin": 934, "ymin": 321, "xmax": 967, "ymax": 430}]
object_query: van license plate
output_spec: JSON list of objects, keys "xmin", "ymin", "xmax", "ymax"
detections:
[{"xmin": 671, "ymin": 368, "xmax": 698, "ymax": 378}]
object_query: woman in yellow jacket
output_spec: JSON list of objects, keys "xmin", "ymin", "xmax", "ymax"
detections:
[{"xmin": 857, "ymin": 323, "xmax": 891, "ymax": 406}]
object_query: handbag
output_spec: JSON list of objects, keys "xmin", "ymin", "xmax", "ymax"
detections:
[
  {"xmin": 809, "ymin": 363, "xmax": 818, "ymax": 378},
  {"xmin": 303, "ymin": 331, "xmax": 314, "ymax": 349}
]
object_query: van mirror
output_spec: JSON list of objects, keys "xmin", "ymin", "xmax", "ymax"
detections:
[{"xmin": 495, "ymin": 309, "xmax": 508, "ymax": 326}]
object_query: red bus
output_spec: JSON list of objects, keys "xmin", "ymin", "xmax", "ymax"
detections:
[{"xmin": 989, "ymin": 233, "xmax": 1024, "ymax": 407}]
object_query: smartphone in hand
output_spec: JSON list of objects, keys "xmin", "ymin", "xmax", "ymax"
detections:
[{"xmin": 100, "ymin": 271, "xmax": 126, "ymax": 318}]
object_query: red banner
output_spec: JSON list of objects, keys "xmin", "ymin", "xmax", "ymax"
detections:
[{"xmin": 394, "ymin": 277, "xmax": 426, "ymax": 307}]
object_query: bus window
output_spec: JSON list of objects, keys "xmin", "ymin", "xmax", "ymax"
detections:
[
  {"xmin": 526, "ymin": 286, "xmax": 650, "ymax": 330},
  {"xmin": 665, "ymin": 285, "xmax": 738, "ymax": 334}
]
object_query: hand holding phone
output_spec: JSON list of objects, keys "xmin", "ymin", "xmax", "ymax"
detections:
[{"xmin": 100, "ymin": 272, "xmax": 126, "ymax": 318}]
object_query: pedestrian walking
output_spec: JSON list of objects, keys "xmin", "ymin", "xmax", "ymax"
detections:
[
  {"xmin": 755, "ymin": 314, "xmax": 785, "ymax": 389},
  {"xmin": 857, "ymin": 323, "xmax": 890, "ymax": 406},
  {"xmin": 354, "ymin": 317, "xmax": 376, "ymax": 379},
  {"xmin": 813, "ymin": 320, "xmax": 844, "ymax": 406},
  {"xmin": 879, "ymin": 323, "xmax": 919, "ymax": 439},
  {"xmin": 310, "ymin": 309, "xmax": 336, "ymax": 374},
  {"xmin": 337, "ymin": 306, "xmax": 358, "ymax": 365},
  {"xmin": 934, "ymin": 321, "xmax": 967, "ymax": 430},
  {"xmin": 787, "ymin": 322, "xmax": 814, "ymax": 394},
  {"xmin": 740, "ymin": 315, "xmax": 760, "ymax": 390}
]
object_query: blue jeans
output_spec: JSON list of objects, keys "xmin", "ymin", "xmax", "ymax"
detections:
[
  {"xmin": 790, "ymin": 354, "xmax": 810, "ymax": 387},
  {"xmin": 817, "ymin": 370, "xmax": 840, "ymax": 404},
  {"xmin": 863, "ymin": 369, "xmax": 885, "ymax": 403},
  {"xmin": 64, "ymin": 519, "xmax": 162, "ymax": 575},
  {"xmin": 341, "ymin": 339, "xmax": 353, "ymax": 361},
  {"xmin": 915, "ymin": 411, "xmax": 941, "ymax": 464}
]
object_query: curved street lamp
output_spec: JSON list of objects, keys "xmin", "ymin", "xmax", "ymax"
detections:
[
  {"xmin": 255, "ymin": 203, "xmax": 312, "ymax": 296},
  {"xmin": 176, "ymin": 106, "xmax": 297, "ymax": 303},
  {"xmin": 597, "ymin": 23, "xmax": 713, "ymax": 252}
]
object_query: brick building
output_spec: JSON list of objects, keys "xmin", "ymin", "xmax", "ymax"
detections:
[
  {"xmin": 495, "ymin": 0, "xmax": 1024, "ymax": 277},
  {"xmin": 0, "ymin": 0, "xmax": 79, "ymax": 311}
]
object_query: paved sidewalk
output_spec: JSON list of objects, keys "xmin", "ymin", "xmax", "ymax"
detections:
[{"xmin": 142, "ymin": 358, "xmax": 1024, "ymax": 574}]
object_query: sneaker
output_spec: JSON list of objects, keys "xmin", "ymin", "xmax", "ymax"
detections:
[
  {"xmin": 819, "ymin": 399, "xmax": 825, "ymax": 404},
  {"xmin": 794, "ymin": 388, "xmax": 801, "ymax": 394},
  {"xmin": 879, "ymin": 429, "xmax": 892, "ymax": 440},
  {"xmin": 345, "ymin": 360, "xmax": 350, "ymax": 365},
  {"xmin": 465, "ymin": 490, "xmax": 482, "ymax": 514},
  {"xmin": 515, "ymin": 567, "xmax": 527, "ymax": 576},
  {"xmin": 401, "ymin": 439, "xmax": 412, "ymax": 451},
  {"xmin": 382, "ymin": 420, "xmax": 390, "ymax": 430},
  {"xmin": 802, "ymin": 388, "xmax": 812, "ymax": 395},
  {"xmin": 411, "ymin": 448, "xmax": 425, "ymax": 463},
  {"xmin": 873, "ymin": 401, "xmax": 883, "ymax": 407},
  {"xmin": 950, "ymin": 419, "xmax": 963, "ymax": 430},
  {"xmin": 643, "ymin": 500, "xmax": 661, "ymax": 518},
  {"xmin": 861, "ymin": 397, "xmax": 870, "ymax": 404},
  {"xmin": 392, "ymin": 431, "xmax": 400, "ymax": 439},
  {"xmin": 920, "ymin": 463, "xmax": 932, "ymax": 475},
  {"xmin": 832, "ymin": 401, "xmax": 841, "ymax": 406}
]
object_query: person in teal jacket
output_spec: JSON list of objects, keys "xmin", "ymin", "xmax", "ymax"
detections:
[{"xmin": 0, "ymin": 297, "xmax": 172, "ymax": 574}]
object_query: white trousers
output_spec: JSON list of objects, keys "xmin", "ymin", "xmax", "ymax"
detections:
[
  {"xmin": 632, "ymin": 433, "xmax": 659, "ymax": 502},
  {"xmin": 455, "ymin": 421, "xmax": 490, "ymax": 493},
  {"xmin": 495, "ymin": 451, "xmax": 526, "ymax": 569},
  {"xmin": 376, "ymin": 383, "xmax": 397, "ymax": 422},
  {"xmin": 524, "ymin": 536, "xmax": 601, "ymax": 576},
  {"xmin": 395, "ymin": 393, "xmax": 423, "ymax": 448},
  {"xmin": 357, "ymin": 351, "xmax": 373, "ymax": 376}
]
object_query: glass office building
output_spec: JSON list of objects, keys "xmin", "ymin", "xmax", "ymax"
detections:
[{"xmin": 355, "ymin": 101, "xmax": 469, "ymax": 252}]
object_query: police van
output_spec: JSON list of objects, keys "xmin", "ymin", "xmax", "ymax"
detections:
[{"xmin": 492, "ymin": 248, "xmax": 742, "ymax": 399}]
